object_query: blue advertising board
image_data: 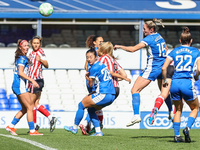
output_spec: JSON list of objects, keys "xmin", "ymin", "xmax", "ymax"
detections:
[
  {"xmin": 0, "ymin": 0, "xmax": 200, "ymax": 19},
  {"xmin": 140, "ymin": 111, "xmax": 200, "ymax": 129}
]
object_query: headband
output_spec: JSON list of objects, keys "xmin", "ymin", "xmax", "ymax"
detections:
[{"xmin": 19, "ymin": 40, "xmax": 27, "ymax": 46}]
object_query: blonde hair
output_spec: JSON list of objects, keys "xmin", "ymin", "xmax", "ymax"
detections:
[
  {"xmin": 145, "ymin": 18, "xmax": 165, "ymax": 32},
  {"xmin": 98, "ymin": 41, "xmax": 117, "ymax": 59}
]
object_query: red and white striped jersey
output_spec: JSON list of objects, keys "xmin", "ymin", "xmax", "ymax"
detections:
[
  {"xmin": 28, "ymin": 48, "xmax": 47, "ymax": 80},
  {"xmin": 98, "ymin": 54, "xmax": 122, "ymax": 87}
]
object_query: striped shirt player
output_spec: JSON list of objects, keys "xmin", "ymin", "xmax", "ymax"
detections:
[
  {"xmin": 140, "ymin": 32, "xmax": 167, "ymax": 80},
  {"xmin": 12, "ymin": 55, "xmax": 29, "ymax": 95},
  {"xmin": 88, "ymin": 61, "xmax": 116, "ymax": 107},
  {"xmin": 98, "ymin": 54, "xmax": 122, "ymax": 99},
  {"xmin": 28, "ymin": 48, "xmax": 46, "ymax": 93},
  {"xmin": 168, "ymin": 45, "xmax": 200, "ymax": 101},
  {"xmin": 28, "ymin": 48, "xmax": 46, "ymax": 80}
]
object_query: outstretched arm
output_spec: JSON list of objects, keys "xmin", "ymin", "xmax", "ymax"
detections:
[
  {"xmin": 109, "ymin": 71, "xmax": 131, "ymax": 84},
  {"xmin": 114, "ymin": 42, "xmax": 146, "ymax": 53}
]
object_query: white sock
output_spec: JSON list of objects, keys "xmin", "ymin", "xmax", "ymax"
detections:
[
  {"xmin": 9, "ymin": 124, "xmax": 15, "ymax": 128},
  {"xmin": 134, "ymin": 114, "xmax": 140, "ymax": 117},
  {"xmin": 73, "ymin": 124, "xmax": 78, "ymax": 129},
  {"xmin": 30, "ymin": 129, "xmax": 35, "ymax": 133},
  {"xmin": 95, "ymin": 127, "xmax": 101, "ymax": 133},
  {"xmin": 48, "ymin": 115, "xmax": 52, "ymax": 121},
  {"xmin": 82, "ymin": 120, "xmax": 88, "ymax": 127}
]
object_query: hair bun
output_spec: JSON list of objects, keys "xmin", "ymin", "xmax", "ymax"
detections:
[{"xmin": 183, "ymin": 27, "xmax": 189, "ymax": 33}]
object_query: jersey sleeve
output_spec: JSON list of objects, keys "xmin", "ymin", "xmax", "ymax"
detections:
[
  {"xmin": 167, "ymin": 51, "xmax": 174, "ymax": 61},
  {"xmin": 89, "ymin": 65, "xmax": 98, "ymax": 79},
  {"xmin": 114, "ymin": 60, "xmax": 122, "ymax": 71},
  {"xmin": 17, "ymin": 56, "xmax": 27, "ymax": 67},
  {"xmin": 39, "ymin": 49, "xmax": 47, "ymax": 60},
  {"xmin": 141, "ymin": 35, "xmax": 152, "ymax": 46}
]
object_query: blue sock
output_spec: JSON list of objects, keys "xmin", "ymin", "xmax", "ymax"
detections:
[
  {"xmin": 174, "ymin": 122, "xmax": 180, "ymax": 136},
  {"xmin": 28, "ymin": 121, "xmax": 35, "ymax": 130},
  {"xmin": 85, "ymin": 113, "xmax": 90, "ymax": 123},
  {"xmin": 165, "ymin": 95, "xmax": 172, "ymax": 112},
  {"xmin": 88, "ymin": 107, "xmax": 100, "ymax": 128},
  {"xmin": 132, "ymin": 93, "xmax": 140, "ymax": 115},
  {"xmin": 187, "ymin": 117, "xmax": 195, "ymax": 129},
  {"xmin": 11, "ymin": 117, "xmax": 20, "ymax": 125},
  {"xmin": 74, "ymin": 102, "xmax": 85, "ymax": 125}
]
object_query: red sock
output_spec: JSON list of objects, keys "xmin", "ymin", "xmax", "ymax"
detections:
[
  {"xmin": 95, "ymin": 110, "xmax": 103, "ymax": 124},
  {"xmin": 173, "ymin": 106, "xmax": 176, "ymax": 114},
  {"xmin": 33, "ymin": 107, "xmax": 37, "ymax": 124},
  {"xmin": 154, "ymin": 96, "xmax": 164, "ymax": 110},
  {"xmin": 37, "ymin": 104, "xmax": 50, "ymax": 117}
]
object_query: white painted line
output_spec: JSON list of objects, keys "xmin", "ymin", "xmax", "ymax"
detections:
[
  {"xmin": 37, "ymin": 1, "xmax": 68, "ymax": 12},
  {"xmin": 12, "ymin": 0, "xmax": 38, "ymax": 9},
  {"xmin": 53, "ymin": 0, "xmax": 88, "ymax": 12},
  {"xmin": 0, "ymin": 134, "xmax": 57, "ymax": 150},
  {"xmin": 93, "ymin": 0, "xmax": 123, "ymax": 10},
  {"xmin": 73, "ymin": 0, "xmax": 108, "ymax": 11}
]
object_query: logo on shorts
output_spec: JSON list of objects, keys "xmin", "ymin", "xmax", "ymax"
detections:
[{"xmin": 141, "ymin": 112, "xmax": 173, "ymax": 129}]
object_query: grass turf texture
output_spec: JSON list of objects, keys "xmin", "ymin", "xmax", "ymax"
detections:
[{"xmin": 0, "ymin": 129, "xmax": 200, "ymax": 150}]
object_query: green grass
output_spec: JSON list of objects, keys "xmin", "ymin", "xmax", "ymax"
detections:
[{"xmin": 0, "ymin": 129, "xmax": 199, "ymax": 150}]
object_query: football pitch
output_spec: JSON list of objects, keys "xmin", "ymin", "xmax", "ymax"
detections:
[{"xmin": 0, "ymin": 129, "xmax": 199, "ymax": 150}]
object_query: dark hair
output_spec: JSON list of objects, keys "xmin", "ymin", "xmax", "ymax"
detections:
[
  {"xmin": 145, "ymin": 18, "xmax": 165, "ymax": 32},
  {"xmin": 86, "ymin": 48, "xmax": 97, "ymax": 57},
  {"xmin": 29, "ymin": 36, "xmax": 42, "ymax": 47},
  {"xmin": 85, "ymin": 35, "xmax": 101, "ymax": 49},
  {"xmin": 180, "ymin": 27, "xmax": 192, "ymax": 45},
  {"xmin": 14, "ymin": 39, "xmax": 31, "ymax": 64}
]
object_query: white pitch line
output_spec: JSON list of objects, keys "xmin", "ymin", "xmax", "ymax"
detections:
[
  {"xmin": 73, "ymin": 0, "xmax": 108, "ymax": 11},
  {"xmin": 0, "ymin": 134, "xmax": 57, "ymax": 150},
  {"xmin": 93, "ymin": 0, "xmax": 123, "ymax": 10},
  {"xmin": 12, "ymin": 0, "xmax": 38, "ymax": 9},
  {"xmin": 53, "ymin": 0, "xmax": 88, "ymax": 12}
]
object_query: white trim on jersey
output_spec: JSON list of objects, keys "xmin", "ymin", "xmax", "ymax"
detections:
[
  {"xmin": 19, "ymin": 79, "xmax": 27, "ymax": 94},
  {"xmin": 191, "ymin": 78, "xmax": 197, "ymax": 100},
  {"xmin": 142, "ymin": 58, "xmax": 153, "ymax": 79},
  {"xmin": 141, "ymin": 41, "xmax": 148, "ymax": 46},
  {"xmin": 92, "ymin": 94, "xmax": 106, "ymax": 104}
]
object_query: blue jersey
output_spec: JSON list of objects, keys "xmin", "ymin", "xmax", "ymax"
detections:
[
  {"xmin": 86, "ymin": 47, "xmax": 99, "ymax": 92},
  {"xmin": 88, "ymin": 61, "xmax": 115, "ymax": 94},
  {"xmin": 142, "ymin": 32, "xmax": 167, "ymax": 69},
  {"xmin": 12, "ymin": 56, "xmax": 29, "ymax": 95},
  {"xmin": 168, "ymin": 45, "xmax": 200, "ymax": 79}
]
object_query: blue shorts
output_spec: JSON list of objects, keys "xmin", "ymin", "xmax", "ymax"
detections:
[
  {"xmin": 140, "ymin": 67, "xmax": 162, "ymax": 81},
  {"xmin": 12, "ymin": 86, "xmax": 28, "ymax": 96},
  {"xmin": 170, "ymin": 79, "xmax": 197, "ymax": 101},
  {"xmin": 91, "ymin": 93, "xmax": 115, "ymax": 107}
]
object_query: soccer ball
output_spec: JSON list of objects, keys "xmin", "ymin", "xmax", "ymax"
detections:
[{"xmin": 39, "ymin": 3, "xmax": 53, "ymax": 17}]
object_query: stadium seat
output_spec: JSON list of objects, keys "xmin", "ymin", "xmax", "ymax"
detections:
[
  {"xmin": 45, "ymin": 44, "xmax": 57, "ymax": 48},
  {"xmin": 9, "ymin": 98, "xmax": 20, "ymax": 104},
  {"xmin": 131, "ymin": 70, "xmax": 142, "ymax": 75},
  {"xmin": 59, "ymin": 44, "xmax": 71, "ymax": 48},
  {"xmin": 166, "ymin": 43, "xmax": 173, "ymax": 49},
  {"xmin": 10, "ymin": 104, "xmax": 22, "ymax": 110},
  {"xmin": 0, "ymin": 42, "xmax": 5, "ymax": 47},
  {"xmin": 7, "ymin": 43, "xmax": 17, "ymax": 47},
  {"xmin": 0, "ymin": 88, "xmax": 6, "ymax": 94},
  {"xmin": 0, "ymin": 98, "xmax": 9, "ymax": 104},
  {"xmin": 192, "ymin": 43, "xmax": 200, "ymax": 49},
  {"xmin": 0, "ymin": 103, "xmax": 9, "ymax": 110},
  {"xmin": 0, "ymin": 93, "xmax": 7, "ymax": 99}
]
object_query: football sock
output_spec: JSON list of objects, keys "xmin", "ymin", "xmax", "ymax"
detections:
[
  {"xmin": 132, "ymin": 93, "xmax": 140, "ymax": 115},
  {"xmin": 154, "ymin": 96, "xmax": 164, "ymax": 110},
  {"xmin": 165, "ymin": 95, "xmax": 172, "ymax": 112},
  {"xmin": 95, "ymin": 127, "xmax": 101, "ymax": 133},
  {"xmin": 37, "ymin": 104, "xmax": 51, "ymax": 118},
  {"xmin": 96, "ymin": 110, "xmax": 103, "ymax": 124},
  {"xmin": 85, "ymin": 113, "xmax": 90, "ymax": 124},
  {"xmin": 88, "ymin": 107, "xmax": 100, "ymax": 128},
  {"xmin": 173, "ymin": 122, "xmax": 180, "ymax": 136},
  {"xmin": 10, "ymin": 117, "xmax": 20, "ymax": 127},
  {"xmin": 33, "ymin": 107, "xmax": 37, "ymax": 124},
  {"xmin": 186, "ymin": 117, "xmax": 195, "ymax": 130},
  {"xmin": 28, "ymin": 121, "xmax": 35, "ymax": 133},
  {"xmin": 73, "ymin": 124, "xmax": 78, "ymax": 129},
  {"xmin": 74, "ymin": 102, "xmax": 85, "ymax": 125}
]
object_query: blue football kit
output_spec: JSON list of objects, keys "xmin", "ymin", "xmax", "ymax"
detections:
[
  {"xmin": 168, "ymin": 45, "xmax": 200, "ymax": 101},
  {"xmin": 12, "ymin": 56, "xmax": 29, "ymax": 95}
]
